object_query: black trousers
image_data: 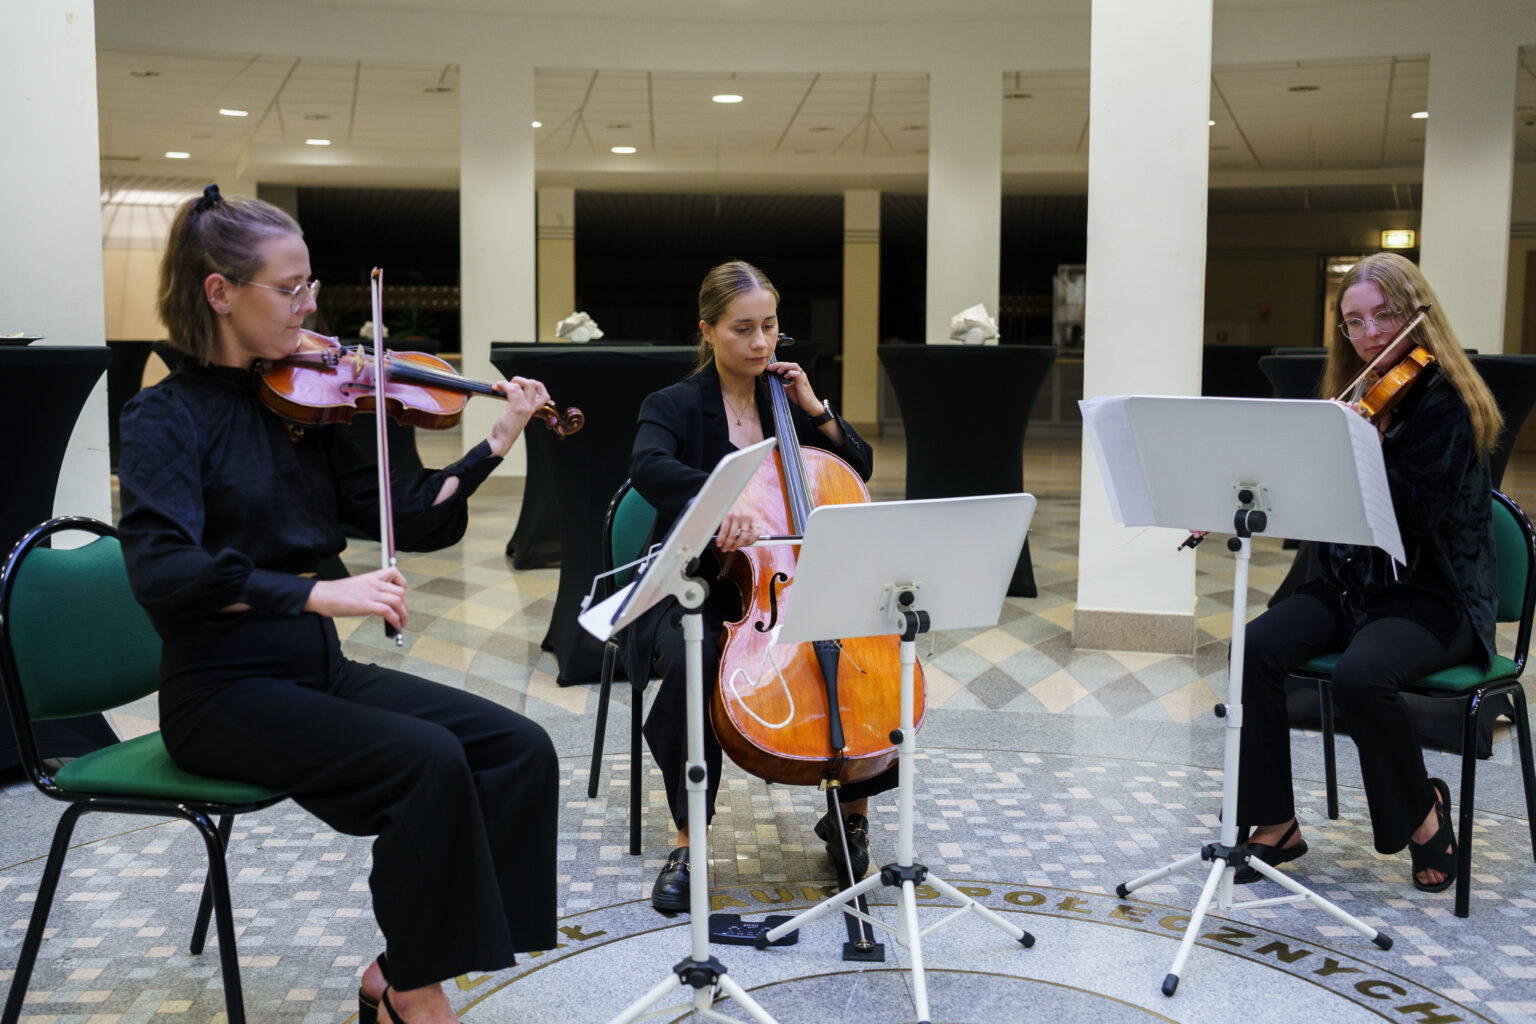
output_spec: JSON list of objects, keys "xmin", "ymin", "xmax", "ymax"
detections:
[
  {"xmin": 642, "ymin": 601, "xmax": 898, "ymax": 830},
  {"xmin": 1237, "ymin": 593, "xmax": 1473, "ymax": 854},
  {"xmin": 158, "ymin": 614, "xmax": 557, "ymax": 990}
]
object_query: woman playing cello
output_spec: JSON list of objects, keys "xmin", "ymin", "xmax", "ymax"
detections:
[
  {"xmin": 117, "ymin": 185, "xmax": 558, "ymax": 1024},
  {"xmin": 1235, "ymin": 252, "xmax": 1503, "ymax": 894},
  {"xmin": 629, "ymin": 260, "xmax": 898, "ymax": 911}
]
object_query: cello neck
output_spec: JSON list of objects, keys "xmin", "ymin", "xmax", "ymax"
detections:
[{"xmin": 765, "ymin": 373, "xmax": 814, "ymax": 533}]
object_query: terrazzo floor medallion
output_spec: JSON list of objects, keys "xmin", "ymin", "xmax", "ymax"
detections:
[{"xmin": 4, "ymin": 747, "xmax": 1532, "ymax": 1024}]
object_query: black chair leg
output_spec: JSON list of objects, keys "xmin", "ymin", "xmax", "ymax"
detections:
[
  {"xmin": 629, "ymin": 681, "xmax": 644, "ymax": 856},
  {"xmin": 589, "ymin": 639, "xmax": 617, "ymax": 799},
  {"xmin": 191, "ymin": 814, "xmax": 236, "ymax": 954},
  {"xmin": 188, "ymin": 810, "xmax": 247, "ymax": 1024},
  {"xmin": 1510, "ymin": 684, "xmax": 1536, "ymax": 860},
  {"xmin": 1319, "ymin": 678, "xmax": 1339, "ymax": 819},
  {"xmin": 2, "ymin": 803, "xmax": 87, "ymax": 1024},
  {"xmin": 1454, "ymin": 696, "xmax": 1481, "ymax": 919}
]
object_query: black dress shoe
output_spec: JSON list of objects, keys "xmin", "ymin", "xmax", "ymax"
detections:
[
  {"xmin": 651, "ymin": 846, "xmax": 690, "ymax": 911},
  {"xmin": 815, "ymin": 812, "xmax": 870, "ymax": 880}
]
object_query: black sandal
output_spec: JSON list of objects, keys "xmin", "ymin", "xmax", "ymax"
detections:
[
  {"xmin": 1233, "ymin": 818, "xmax": 1308, "ymax": 883},
  {"xmin": 359, "ymin": 951, "xmax": 390, "ymax": 1024},
  {"xmin": 1410, "ymin": 778, "xmax": 1457, "ymax": 894}
]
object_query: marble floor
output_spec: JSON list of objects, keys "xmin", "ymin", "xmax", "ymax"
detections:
[{"xmin": 3, "ymin": 428, "xmax": 1536, "ymax": 1024}]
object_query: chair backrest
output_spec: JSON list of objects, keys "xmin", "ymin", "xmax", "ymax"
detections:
[
  {"xmin": 0, "ymin": 518, "xmax": 161, "ymax": 737},
  {"xmin": 604, "ymin": 480, "xmax": 658, "ymax": 589},
  {"xmin": 1492, "ymin": 490, "xmax": 1536, "ymax": 673}
]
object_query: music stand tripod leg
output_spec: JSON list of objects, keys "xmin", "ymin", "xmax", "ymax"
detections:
[{"xmin": 605, "ymin": 602, "xmax": 783, "ymax": 1024}]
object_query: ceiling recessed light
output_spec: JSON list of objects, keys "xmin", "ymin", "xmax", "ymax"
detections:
[
  {"xmin": 165, "ymin": 151, "xmax": 190, "ymax": 159},
  {"xmin": 1287, "ymin": 85, "xmax": 1320, "ymax": 92},
  {"xmin": 129, "ymin": 70, "xmax": 160, "ymax": 78},
  {"xmin": 302, "ymin": 114, "xmax": 331, "ymax": 121},
  {"xmin": 219, "ymin": 108, "xmax": 248, "ymax": 118},
  {"xmin": 1208, "ymin": 120, "xmax": 1216, "ymax": 126},
  {"xmin": 1411, "ymin": 110, "xmax": 1428, "ymax": 119},
  {"xmin": 611, "ymin": 146, "xmax": 636, "ymax": 154},
  {"xmin": 305, "ymin": 138, "xmax": 331, "ymax": 146},
  {"xmin": 712, "ymin": 94, "xmax": 743, "ymax": 104},
  {"xmin": 531, "ymin": 121, "xmax": 543, "ymax": 128}
]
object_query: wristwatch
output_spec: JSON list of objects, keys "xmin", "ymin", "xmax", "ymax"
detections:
[{"xmin": 809, "ymin": 402, "xmax": 836, "ymax": 426}]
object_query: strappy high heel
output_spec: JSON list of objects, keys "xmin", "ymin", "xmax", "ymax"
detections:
[
  {"xmin": 359, "ymin": 951, "xmax": 390, "ymax": 1024},
  {"xmin": 1410, "ymin": 778, "xmax": 1457, "ymax": 894}
]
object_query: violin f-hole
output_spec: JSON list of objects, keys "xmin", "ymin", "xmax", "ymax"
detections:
[{"xmin": 756, "ymin": 572, "xmax": 791, "ymax": 632}]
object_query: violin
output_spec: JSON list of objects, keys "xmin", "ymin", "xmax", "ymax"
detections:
[
  {"xmin": 1334, "ymin": 304, "xmax": 1435, "ymax": 426},
  {"xmin": 710, "ymin": 372, "xmax": 926, "ymax": 788},
  {"xmin": 255, "ymin": 330, "xmax": 584, "ymax": 437}
]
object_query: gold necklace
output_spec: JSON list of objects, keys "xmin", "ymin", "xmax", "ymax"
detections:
[{"xmin": 722, "ymin": 389, "xmax": 755, "ymax": 427}]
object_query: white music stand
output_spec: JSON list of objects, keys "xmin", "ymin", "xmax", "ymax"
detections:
[
  {"xmin": 751, "ymin": 493, "xmax": 1039, "ymax": 1024},
  {"xmin": 579, "ymin": 438, "xmax": 785, "ymax": 1024},
  {"xmin": 1081, "ymin": 395, "xmax": 1400, "ymax": 996}
]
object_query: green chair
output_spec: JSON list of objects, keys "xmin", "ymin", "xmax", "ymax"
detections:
[
  {"xmin": 0, "ymin": 517, "xmax": 286, "ymax": 1024},
  {"xmin": 1295, "ymin": 489, "xmax": 1536, "ymax": 917},
  {"xmin": 585, "ymin": 480, "xmax": 659, "ymax": 855}
]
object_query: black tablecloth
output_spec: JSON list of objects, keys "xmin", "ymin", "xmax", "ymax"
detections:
[
  {"xmin": 0, "ymin": 346, "xmax": 120, "ymax": 771},
  {"xmin": 1203, "ymin": 345, "xmax": 1277, "ymax": 398},
  {"xmin": 877, "ymin": 344, "xmax": 1057, "ymax": 597},
  {"xmin": 489, "ymin": 344, "xmax": 699, "ymax": 684}
]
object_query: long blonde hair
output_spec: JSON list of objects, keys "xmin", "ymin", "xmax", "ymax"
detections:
[{"xmin": 1321, "ymin": 252, "xmax": 1502, "ymax": 454}]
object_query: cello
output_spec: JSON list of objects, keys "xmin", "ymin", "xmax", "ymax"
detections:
[{"xmin": 710, "ymin": 371, "xmax": 926, "ymax": 789}]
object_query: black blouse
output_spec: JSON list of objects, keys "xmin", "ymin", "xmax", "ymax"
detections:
[
  {"xmin": 1301, "ymin": 367, "xmax": 1498, "ymax": 667},
  {"xmin": 117, "ymin": 362, "xmax": 501, "ymax": 644}
]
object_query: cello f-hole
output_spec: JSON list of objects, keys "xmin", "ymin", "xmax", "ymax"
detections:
[{"xmin": 756, "ymin": 571, "xmax": 791, "ymax": 632}]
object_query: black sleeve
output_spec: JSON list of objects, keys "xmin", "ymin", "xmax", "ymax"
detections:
[
  {"xmin": 1383, "ymin": 385, "xmax": 1475, "ymax": 538},
  {"xmin": 630, "ymin": 388, "xmax": 709, "ymax": 519},
  {"xmin": 118, "ymin": 388, "xmax": 315, "ymax": 620},
  {"xmin": 327, "ymin": 429, "xmax": 505, "ymax": 553}
]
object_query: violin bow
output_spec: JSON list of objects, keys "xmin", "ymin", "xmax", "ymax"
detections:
[{"xmin": 370, "ymin": 267, "xmax": 403, "ymax": 646}]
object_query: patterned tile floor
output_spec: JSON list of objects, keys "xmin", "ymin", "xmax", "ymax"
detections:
[{"xmin": 3, "ymin": 430, "xmax": 1535, "ymax": 1022}]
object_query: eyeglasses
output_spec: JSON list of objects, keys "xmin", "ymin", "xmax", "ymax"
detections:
[
  {"xmin": 1338, "ymin": 308, "xmax": 1404, "ymax": 341},
  {"xmin": 239, "ymin": 278, "xmax": 320, "ymax": 313}
]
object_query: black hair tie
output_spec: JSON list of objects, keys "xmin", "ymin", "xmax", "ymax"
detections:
[{"xmin": 192, "ymin": 183, "xmax": 223, "ymax": 214}]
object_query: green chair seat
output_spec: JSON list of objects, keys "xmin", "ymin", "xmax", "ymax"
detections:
[
  {"xmin": 1299, "ymin": 653, "xmax": 1520, "ymax": 693},
  {"xmin": 53, "ymin": 731, "xmax": 280, "ymax": 804}
]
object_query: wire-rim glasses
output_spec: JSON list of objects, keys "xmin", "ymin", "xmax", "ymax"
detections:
[
  {"xmin": 239, "ymin": 278, "xmax": 320, "ymax": 313},
  {"xmin": 1338, "ymin": 308, "xmax": 1404, "ymax": 341}
]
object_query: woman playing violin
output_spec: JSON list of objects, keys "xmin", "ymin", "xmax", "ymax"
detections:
[
  {"xmin": 117, "ymin": 185, "xmax": 557, "ymax": 1024},
  {"xmin": 628, "ymin": 260, "xmax": 897, "ymax": 911},
  {"xmin": 1236, "ymin": 252, "xmax": 1503, "ymax": 894}
]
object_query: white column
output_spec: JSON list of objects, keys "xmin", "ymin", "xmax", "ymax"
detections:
[
  {"xmin": 1, "ymin": 0, "xmax": 110, "ymax": 524},
  {"xmin": 1074, "ymin": 0, "xmax": 1211, "ymax": 654},
  {"xmin": 460, "ymin": 53, "xmax": 537, "ymax": 473},
  {"xmin": 1417, "ymin": 22, "xmax": 1520, "ymax": 353},
  {"xmin": 925, "ymin": 64, "xmax": 1002, "ymax": 345}
]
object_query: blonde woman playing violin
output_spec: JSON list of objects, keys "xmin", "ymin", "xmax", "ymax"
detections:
[{"xmin": 1235, "ymin": 252, "xmax": 1502, "ymax": 895}]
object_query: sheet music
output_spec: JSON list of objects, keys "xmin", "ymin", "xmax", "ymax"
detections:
[{"xmin": 1080, "ymin": 395, "xmax": 1404, "ymax": 564}]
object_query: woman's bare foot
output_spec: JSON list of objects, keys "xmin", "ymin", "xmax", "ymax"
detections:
[
  {"xmin": 1410, "ymin": 797, "xmax": 1451, "ymax": 889},
  {"xmin": 379, "ymin": 982, "xmax": 459, "ymax": 1024},
  {"xmin": 361, "ymin": 956, "xmax": 387, "ymax": 1007}
]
